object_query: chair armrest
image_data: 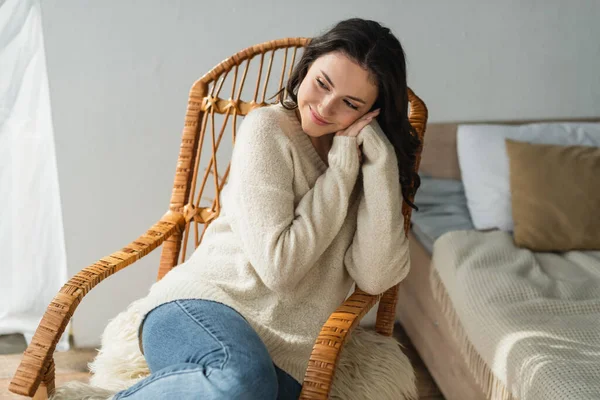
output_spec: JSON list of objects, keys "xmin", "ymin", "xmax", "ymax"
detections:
[
  {"xmin": 299, "ymin": 288, "xmax": 382, "ymax": 399},
  {"xmin": 9, "ymin": 211, "xmax": 185, "ymax": 397}
]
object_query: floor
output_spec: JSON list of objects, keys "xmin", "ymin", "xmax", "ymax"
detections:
[
  {"xmin": 393, "ymin": 325, "xmax": 444, "ymax": 400},
  {"xmin": 0, "ymin": 325, "xmax": 444, "ymax": 399}
]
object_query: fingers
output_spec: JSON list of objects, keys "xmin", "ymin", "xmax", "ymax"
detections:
[
  {"xmin": 365, "ymin": 108, "xmax": 381, "ymax": 120},
  {"xmin": 347, "ymin": 109, "xmax": 381, "ymax": 137},
  {"xmin": 336, "ymin": 109, "xmax": 380, "ymax": 137},
  {"xmin": 348, "ymin": 119, "xmax": 372, "ymax": 136}
]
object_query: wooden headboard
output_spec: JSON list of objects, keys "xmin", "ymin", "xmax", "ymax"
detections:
[
  {"xmin": 418, "ymin": 124, "xmax": 461, "ymax": 180},
  {"xmin": 420, "ymin": 119, "xmax": 600, "ymax": 180}
]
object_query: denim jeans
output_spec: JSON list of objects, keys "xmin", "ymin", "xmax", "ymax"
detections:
[{"xmin": 113, "ymin": 299, "xmax": 302, "ymax": 399}]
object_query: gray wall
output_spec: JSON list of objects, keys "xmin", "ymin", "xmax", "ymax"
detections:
[{"xmin": 40, "ymin": 0, "xmax": 600, "ymax": 347}]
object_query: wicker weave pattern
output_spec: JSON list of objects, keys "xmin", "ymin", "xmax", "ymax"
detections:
[
  {"xmin": 9, "ymin": 212, "xmax": 185, "ymax": 397},
  {"xmin": 158, "ymin": 38, "xmax": 310, "ymax": 279},
  {"xmin": 10, "ymin": 38, "xmax": 427, "ymax": 399},
  {"xmin": 300, "ymin": 289, "xmax": 380, "ymax": 399}
]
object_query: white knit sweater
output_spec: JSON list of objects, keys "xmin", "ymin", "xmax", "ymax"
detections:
[{"xmin": 135, "ymin": 104, "xmax": 410, "ymax": 383}]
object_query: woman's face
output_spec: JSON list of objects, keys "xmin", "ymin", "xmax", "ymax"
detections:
[{"xmin": 296, "ymin": 52, "xmax": 379, "ymax": 137}]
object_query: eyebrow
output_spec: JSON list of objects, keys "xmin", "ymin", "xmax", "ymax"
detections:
[{"xmin": 320, "ymin": 70, "xmax": 367, "ymax": 104}]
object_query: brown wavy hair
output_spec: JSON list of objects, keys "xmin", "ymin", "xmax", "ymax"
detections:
[{"xmin": 279, "ymin": 18, "xmax": 421, "ymax": 210}]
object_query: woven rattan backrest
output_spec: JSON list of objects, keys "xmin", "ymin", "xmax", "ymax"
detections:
[{"xmin": 156, "ymin": 38, "xmax": 427, "ymax": 280}]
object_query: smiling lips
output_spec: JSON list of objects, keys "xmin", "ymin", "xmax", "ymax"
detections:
[{"xmin": 309, "ymin": 106, "xmax": 330, "ymax": 126}]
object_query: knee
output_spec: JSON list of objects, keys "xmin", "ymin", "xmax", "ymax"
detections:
[{"xmin": 216, "ymin": 357, "xmax": 278, "ymax": 399}]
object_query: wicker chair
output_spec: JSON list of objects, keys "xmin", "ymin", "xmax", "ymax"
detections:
[{"xmin": 9, "ymin": 38, "xmax": 428, "ymax": 399}]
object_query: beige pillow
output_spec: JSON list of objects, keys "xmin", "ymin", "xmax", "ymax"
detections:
[{"xmin": 506, "ymin": 139, "xmax": 600, "ymax": 251}]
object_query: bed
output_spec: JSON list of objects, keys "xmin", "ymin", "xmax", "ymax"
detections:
[{"xmin": 397, "ymin": 120, "xmax": 600, "ymax": 400}]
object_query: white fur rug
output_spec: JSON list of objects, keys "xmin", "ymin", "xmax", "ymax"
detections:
[{"xmin": 53, "ymin": 300, "xmax": 416, "ymax": 400}]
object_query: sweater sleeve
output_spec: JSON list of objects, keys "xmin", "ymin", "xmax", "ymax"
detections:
[
  {"xmin": 344, "ymin": 120, "xmax": 410, "ymax": 295},
  {"xmin": 226, "ymin": 109, "xmax": 360, "ymax": 294}
]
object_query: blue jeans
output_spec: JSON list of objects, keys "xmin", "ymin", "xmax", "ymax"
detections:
[{"xmin": 113, "ymin": 299, "xmax": 302, "ymax": 399}]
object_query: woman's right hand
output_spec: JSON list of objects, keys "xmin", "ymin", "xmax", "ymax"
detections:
[
  {"xmin": 335, "ymin": 109, "xmax": 380, "ymax": 163},
  {"xmin": 335, "ymin": 109, "xmax": 380, "ymax": 138}
]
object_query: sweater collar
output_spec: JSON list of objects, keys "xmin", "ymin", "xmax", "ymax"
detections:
[{"xmin": 278, "ymin": 104, "xmax": 328, "ymax": 174}]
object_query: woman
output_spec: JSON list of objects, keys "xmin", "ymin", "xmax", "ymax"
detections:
[{"xmin": 59, "ymin": 17, "xmax": 420, "ymax": 400}]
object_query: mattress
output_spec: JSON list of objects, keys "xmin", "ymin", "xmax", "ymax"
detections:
[{"xmin": 410, "ymin": 177, "xmax": 474, "ymax": 253}]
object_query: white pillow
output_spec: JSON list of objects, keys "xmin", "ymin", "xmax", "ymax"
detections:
[{"xmin": 457, "ymin": 122, "xmax": 600, "ymax": 231}]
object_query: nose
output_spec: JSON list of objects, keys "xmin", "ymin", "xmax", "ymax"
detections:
[{"xmin": 318, "ymin": 95, "xmax": 335, "ymax": 117}]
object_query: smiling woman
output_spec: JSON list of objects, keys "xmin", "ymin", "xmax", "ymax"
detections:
[
  {"xmin": 281, "ymin": 18, "xmax": 421, "ymax": 209},
  {"xmin": 290, "ymin": 52, "xmax": 381, "ymax": 165},
  {"xmin": 297, "ymin": 53, "xmax": 378, "ymax": 132},
  {"xmin": 286, "ymin": 52, "xmax": 379, "ymax": 163},
  {"xmin": 52, "ymin": 18, "xmax": 420, "ymax": 400}
]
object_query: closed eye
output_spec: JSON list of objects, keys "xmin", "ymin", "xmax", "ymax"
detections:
[
  {"xmin": 316, "ymin": 78, "xmax": 328, "ymax": 90},
  {"xmin": 344, "ymin": 100, "xmax": 358, "ymax": 110},
  {"xmin": 317, "ymin": 77, "xmax": 358, "ymax": 110}
]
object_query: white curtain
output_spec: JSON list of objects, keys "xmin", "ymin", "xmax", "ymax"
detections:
[{"xmin": 0, "ymin": 0, "xmax": 69, "ymax": 350}]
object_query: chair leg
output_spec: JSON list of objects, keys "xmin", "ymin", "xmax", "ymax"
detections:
[
  {"xmin": 375, "ymin": 284, "xmax": 399, "ymax": 336},
  {"xmin": 33, "ymin": 359, "xmax": 55, "ymax": 399}
]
